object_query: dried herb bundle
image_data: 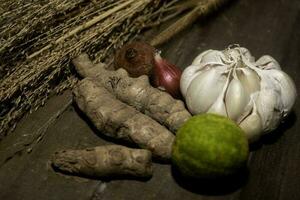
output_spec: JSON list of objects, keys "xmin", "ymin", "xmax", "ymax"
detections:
[
  {"xmin": 150, "ymin": 0, "xmax": 230, "ymax": 46},
  {"xmin": 0, "ymin": 0, "xmax": 229, "ymax": 138}
]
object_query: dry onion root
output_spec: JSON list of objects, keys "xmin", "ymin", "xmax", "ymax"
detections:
[
  {"xmin": 72, "ymin": 53, "xmax": 191, "ymax": 133},
  {"xmin": 52, "ymin": 145, "xmax": 153, "ymax": 178}
]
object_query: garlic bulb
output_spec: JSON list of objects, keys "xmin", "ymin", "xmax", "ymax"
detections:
[{"xmin": 181, "ymin": 46, "xmax": 297, "ymax": 142}]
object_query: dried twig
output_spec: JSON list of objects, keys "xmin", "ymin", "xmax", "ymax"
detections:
[
  {"xmin": 27, "ymin": 0, "xmax": 137, "ymax": 59},
  {"xmin": 150, "ymin": 0, "xmax": 230, "ymax": 47}
]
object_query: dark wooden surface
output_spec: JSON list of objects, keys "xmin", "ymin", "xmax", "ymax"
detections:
[{"xmin": 1, "ymin": 0, "xmax": 300, "ymax": 199}]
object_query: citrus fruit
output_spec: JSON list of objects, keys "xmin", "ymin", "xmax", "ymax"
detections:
[{"xmin": 172, "ymin": 113, "xmax": 249, "ymax": 178}]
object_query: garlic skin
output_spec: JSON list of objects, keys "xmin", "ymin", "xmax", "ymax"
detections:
[{"xmin": 181, "ymin": 46, "xmax": 297, "ymax": 142}]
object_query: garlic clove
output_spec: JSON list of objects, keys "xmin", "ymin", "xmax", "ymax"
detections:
[
  {"xmin": 238, "ymin": 68, "xmax": 261, "ymax": 96},
  {"xmin": 256, "ymin": 55, "xmax": 281, "ymax": 70},
  {"xmin": 207, "ymin": 98, "xmax": 227, "ymax": 117},
  {"xmin": 191, "ymin": 50, "xmax": 213, "ymax": 65},
  {"xmin": 180, "ymin": 65, "xmax": 203, "ymax": 98},
  {"xmin": 237, "ymin": 94, "xmax": 262, "ymax": 142},
  {"xmin": 255, "ymin": 89, "xmax": 283, "ymax": 133},
  {"xmin": 186, "ymin": 68, "xmax": 226, "ymax": 114},
  {"xmin": 266, "ymin": 69, "xmax": 297, "ymax": 115},
  {"xmin": 207, "ymin": 88, "xmax": 228, "ymax": 117},
  {"xmin": 239, "ymin": 47, "xmax": 255, "ymax": 63},
  {"xmin": 255, "ymin": 71, "xmax": 282, "ymax": 132},
  {"xmin": 208, "ymin": 70, "xmax": 231, "ymax": 117},
  {"xmin": 225, "ymin": 76, "xmax": 250, "ymax": 121},
  {"xmin": 239, "ymin": 108, "xmax": 262, "ymax": 143},
  {"xmin": 236, "ymin": 98, "xmax": 254, "ymax": 125},
  {"xmin": 192, "ymin": 50, "xmax": 224, "ymax": 65}
]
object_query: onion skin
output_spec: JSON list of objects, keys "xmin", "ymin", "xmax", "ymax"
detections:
[
  {"xmin": 153, "ymin": 54, "xmax": 182, "ymax": 99},
  {"xmin": 114, "ymin": 42, "xmax": 155, "ymax": 77},
  {"xmin": 114, "ymin": 41, "xmax": 182, "ymax": 99}
]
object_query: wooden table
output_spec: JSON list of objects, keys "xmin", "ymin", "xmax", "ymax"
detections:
[{"xmin": 0, "ymin": 0, "xmax": 299, "ymax": 199}]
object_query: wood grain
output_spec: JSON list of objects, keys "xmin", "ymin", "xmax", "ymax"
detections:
[{"xmin": 0, "ymin": 0, "xmax": 299, "ymax": 199}]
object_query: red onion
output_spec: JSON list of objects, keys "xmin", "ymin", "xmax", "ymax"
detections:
[{"xmin": 152, "ymin": 53, "xmax": 182, "ymax": 98}]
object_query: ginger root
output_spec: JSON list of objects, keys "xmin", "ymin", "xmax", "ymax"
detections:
[
  {"xmin": 72, "ymin": 53, "xmax": 191, "ymax": 133},
  {"xmin": 73, "ymin": 78, "xmax": 174, "ymax": 160},
  {"xmin": 52, "ymin": 145, "xmax": 153, "ymax": 178}
]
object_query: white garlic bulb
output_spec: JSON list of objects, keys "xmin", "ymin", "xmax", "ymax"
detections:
[{"xmin": 181, "ymin": 46, "xmax": 297, "ymax": 142}]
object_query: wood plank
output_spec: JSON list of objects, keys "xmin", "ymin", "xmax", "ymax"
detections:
[
  {"xmin": 0, "ymin": 0, "xmax": 299, "ymax": 199},
  {"xmin": 0, "ymin": 92, "xmax": 106, "ymax": 200}
]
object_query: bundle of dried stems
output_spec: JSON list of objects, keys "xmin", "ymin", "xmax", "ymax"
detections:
[{"xmin": 0, "ymin": 0, "xmax": 228, "ymax": 138}]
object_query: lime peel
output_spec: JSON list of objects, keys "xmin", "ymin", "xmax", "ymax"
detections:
[{"xmin": 172, "ymin": 113, "xmax": 249, "ymax": 178}]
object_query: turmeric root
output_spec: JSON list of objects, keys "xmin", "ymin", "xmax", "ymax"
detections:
[
  {"xmin": 52, "ymin": 145, "xmax": 153, "ymax": 178},
  {"xmin": 73, "ymin": 78, "xmax": 174, "ymax": 160},
  {"xmin": 72, "ymin": 53, "xmax": 191, "ymax": 133}
]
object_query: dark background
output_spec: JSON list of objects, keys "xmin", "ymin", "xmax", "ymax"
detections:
[{"xmin": 0, "ymin": 0, "xmax": 299, "ymax": 199}]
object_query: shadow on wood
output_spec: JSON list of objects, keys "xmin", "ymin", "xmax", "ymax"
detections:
[{"xmin": 171, "ymin": 165, "xmax": 249, "ymax": 195}]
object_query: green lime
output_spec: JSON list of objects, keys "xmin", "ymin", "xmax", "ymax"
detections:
[{"xmin": 172, "ymin": 113, "xmax": 249, "ymax": 179}]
